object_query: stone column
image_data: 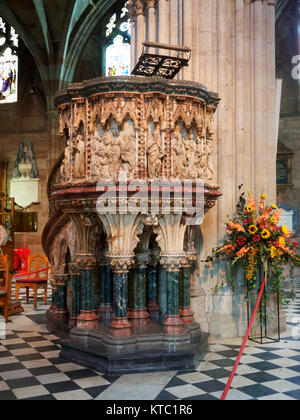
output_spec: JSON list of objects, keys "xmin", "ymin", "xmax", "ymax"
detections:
[
  {"xmin": 49, "ymin": 279, "xmax": 57, "ymax": 313},
  {"xmin": 130, "ymin": 252, "xmax": 150, "ymax": 321},
  {"xmin": 135, "ymin": 0, "xmax": 146, "ymax": 59},
  {"xmin": 109, "ymin": 256, "xmax": 134, "ymax": 336},
  {"xmin": 54, "ymin": 274, "xmax": 68, "ymax": 321},
  {"xmin": 97, "ymin": 251, "xmax": 113, "ymax": 318},
  {"xmin": 68, "ymin": 262, "xmax": 81, "ymax": 327},
  {"xmin": 161, "ymin": 255, "xmax": 185, "ymax": 334},
  {"xmin": 169, "ymin": 0, "xmax": 178, "ymax": 45},
  {"xmin": 147, "ymin": 248, "xmax": 160, "ymax": 319},
  {"xmin": 182, "ymin": 0, "xmax": 193, "ymax": 81},
  {"xmin": 128, "ymin": 1, "xmax": 137, "ymax": 71},
  {"xmin": 158, "ymin": 0, "xmax": 169, "ymax": 44},
  {"xmin": 146, "ymin": 0, "xmax": 156, "ymax": 42},
  {"xmin": 253, "ymin": 0, "xmax": 267, "ymax": 198},
  {"xmin": 76, "ymin": 254, "xmax": 99, "ymax": 330},
  {"xmin": 158, "ymin": 263, "xmax": 167, "ymax": 321},
  {"xmin": 47, "ymin": 109, "xmax": 62, "ymax": 169},
  {"xmin": 180, "ymin": 254, "xmax": 196, "ymax": 324},
  {"xmin": 266, "ymin": 0, "xmax": 277, "ymax": 202}
]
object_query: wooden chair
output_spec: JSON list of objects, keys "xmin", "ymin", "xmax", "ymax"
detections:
[
  {"xmin": 0, "ymin": 254, "xmax": 11, "ymax": 323},
  {"xmin": 15, "ymin": 255, "xmax": 49, "ymax": 309}
]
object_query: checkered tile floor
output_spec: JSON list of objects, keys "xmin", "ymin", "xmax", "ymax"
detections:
[{"xmin": 0, "ymin": 280, "xmax": 299, "ymax": 400}]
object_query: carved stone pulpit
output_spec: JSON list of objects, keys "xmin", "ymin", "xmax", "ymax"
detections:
[{"xmin": 44, "ymin": 76, "xmax": 221, "ymax": 373}]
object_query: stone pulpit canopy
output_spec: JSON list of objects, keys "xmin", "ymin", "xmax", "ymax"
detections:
[{"xmin": 43, "ymin": 76, "xmax": 221, "ymax": 373}]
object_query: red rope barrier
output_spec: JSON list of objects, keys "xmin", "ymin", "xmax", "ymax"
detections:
[
  {"xmin": 220, "ymin": 276, "xmax": 266, "ymax": 401},
  {"xmin": 12, "ymin": 267, "xmax": 51, "ymax": 278}
]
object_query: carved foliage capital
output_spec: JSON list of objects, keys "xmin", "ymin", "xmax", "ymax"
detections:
[
  {"xmin": 75, "ymin": 253, "xmax": 97, "ymax": 270},
  {"xmin": 108, "ymin": 254, "xmax": 135, "ymax": 273},
  {"xmin": 146, "ymin": 0, "xmax": 156, "ymax": 9},
  {"xmin": 160, "ymin": 253, "xmax": 186, "ymax": 272}
]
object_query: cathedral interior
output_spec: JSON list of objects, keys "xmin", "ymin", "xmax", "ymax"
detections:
[{"xmin": 0, "ymin": 0, "xmax": 300, "ymax": 402}]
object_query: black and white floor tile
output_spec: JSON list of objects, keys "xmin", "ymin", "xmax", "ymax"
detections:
[{"xmin": 0, "ymin": 280, "xmax": 299, "ymax": 400}]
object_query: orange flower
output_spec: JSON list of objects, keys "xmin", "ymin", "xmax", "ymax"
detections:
[
  {"xmin": 272, "ymin": 209, "xmax": 282, "ymax": 224},
  {"xmin": 227, "ymin": 222, "xmax": 246, "ymax": 233},
  {"xmin": 236, "ymin": 247, "xmax": 250, "ymax": 257},
  {"xmin": 248, "ymin": 194, "xmax": 256, "ymax": 209}
]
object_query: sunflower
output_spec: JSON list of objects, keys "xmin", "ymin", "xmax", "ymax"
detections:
[
  {"xmin": 248, "ymin": 225, "xmax": 258, "ymax": 235},
  {"xmin": 246, "ymin": 205, "xmax": 253, "ymax": 213},
  {"xmin": 261, "ymin": 229, "xmax": 271, "ymax": 239}
]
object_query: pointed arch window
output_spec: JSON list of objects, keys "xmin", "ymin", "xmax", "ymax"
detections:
[
  {"xmin": 105, "ymin": 1, "xmax": 131, "ymax": 77},
  {"xmin": 0, "ymin": 17, "xmax": 18, "ymax": 103}
]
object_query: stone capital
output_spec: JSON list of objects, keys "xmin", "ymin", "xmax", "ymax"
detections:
[
  {"xmin": 68, "ymin": 262, "xmax": 81, "ymax": 276},
  {"xmin": 160, "ymin": 253, "xmax": 185, "ymax": 272},
  {"xmin": 108, "ymin": 254, "xmax": 135, "ymax": 273},
  {"xmin": 134, "ymin": 0, "xmax": 145, "ymax": 16},
  {"xmin": 146, "ymin": 0, "xmax": 156, "ymax": 9},
  {"xmin": 54, "ymin": 274, "xmax": 69, "ymax": 287},
  {"xmin": 75, "ymin": 253, "xmax": 97, "ymax": 270}
]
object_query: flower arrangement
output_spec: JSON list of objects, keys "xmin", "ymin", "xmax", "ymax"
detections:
[{"xmin": 207, "ymin": 189, "xmax": 300, "ymax": 295}]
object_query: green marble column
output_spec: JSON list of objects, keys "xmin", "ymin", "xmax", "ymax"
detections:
[
  {"xmin": 147, "ymin": 264, "xmax": 159, "ymax": 313},
  {"xmin": 159, "ymin": 265, "xmax": 167, "ymax": 321},
  {"xmin": 54, "ymin": 275, "xmax": 68, "ymax": 321},
  {"xmin": 162, "ymin": 257, "xmax": 184, "ymax": 334},
  {"xmin": 76, "ymin": 256, "xmax": 99, "ymax": 330},
  {"xmin": 130, "ymin": 267, "xmax": 149, "ymax": 319},
  {"xmin": 72, "ymin": 273, "xmax": 81, "ymax": 316},
  {"xmin": 113, "ymin": 272, "xmax": 129, "ymax": 319},
  {"xmin": 179, "ymin": 265, "xmax": 194, "ymax": 324},
  {"xmin": 109, "ymin": 257, "xmax": 133, "ymax": 335},
  {"xmin": 98, "ymin": 265, "xmax": 113, "ymax": 315},
  {"xmin": 166, "ymin": 270, "xmax": 180, "ymax": 316},
  {"xmin": 80, "ymin": 269, "xmax": 95, "ymax": 312}
]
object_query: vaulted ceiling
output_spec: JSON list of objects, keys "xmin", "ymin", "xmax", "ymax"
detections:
[{"xmin": 0, "ymin": 0, "xmax": 117, "ymax": 110}]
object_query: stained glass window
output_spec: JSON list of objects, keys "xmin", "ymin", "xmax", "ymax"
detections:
[
  {"xmin": 0, "ymin": 18, "xmax": 18, "ymax": 104},
  {"xmin": 105, "ymin": 2, "xmax": 131, "ymax": 77}
]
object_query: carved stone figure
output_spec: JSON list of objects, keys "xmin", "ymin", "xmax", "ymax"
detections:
[
  {"xmin": 107, "ymin": 142, "xmax": 122, "ymax": 178},
  {"xmin": 61, "ymin": 140, "xmax": 71, "ymax": 181},
  {"xmin": 172, "ymin": 125, "xmax": 188, "ymax": 179},
  {"xmin": 92, "ymin": 136, "xmax": 110, "ymax": 179},
  {"xmin": 195, "ymin": 136, "xmax": 206, "ymax": 179},
  {"xmin": 147, "ymin": 125, "xmax": 165, "ymax": 178},
  {"xmin": 119, "ymin": 121, "xmax": 137, "ymax": 179},
  {"xmin": 73, "ymin": 135, "xmax": 85, "ymax": 179},
  {"xmin": 186, "ymin": 132, "xmax": 197, "ymax": 179}
]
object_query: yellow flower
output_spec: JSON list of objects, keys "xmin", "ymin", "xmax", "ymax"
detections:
[
  {"xmin": 281, "ymin": 225, "xmax": 289, "ymax": 236},
  {"xmin": 249, "ymin": 225, "xmax": 258, "ymax": 235},
  {"xmin": 279, "ymin": 237, "xmax": 285, "ymax": 246},
  {"xmin": 271, "ymin": 246, "xmax": 277, "ymax": 259},
  {"xmin": 246, "ymin": 205, "xmax": 253, "ymax": 213},
  {"xmin": 261, "ymin": 229, "xmax": 271, "ymax": 239},
  {"xmin": 261, "ymin": 194, "xmax": 267, "ymax": 200},
  {"xmin": 271, "ymin": 204, "xmax": 278, "ymax": 209},
  {"xmin": 270, "ymin": 216, "xmax": 276, "ymax": 224}
]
